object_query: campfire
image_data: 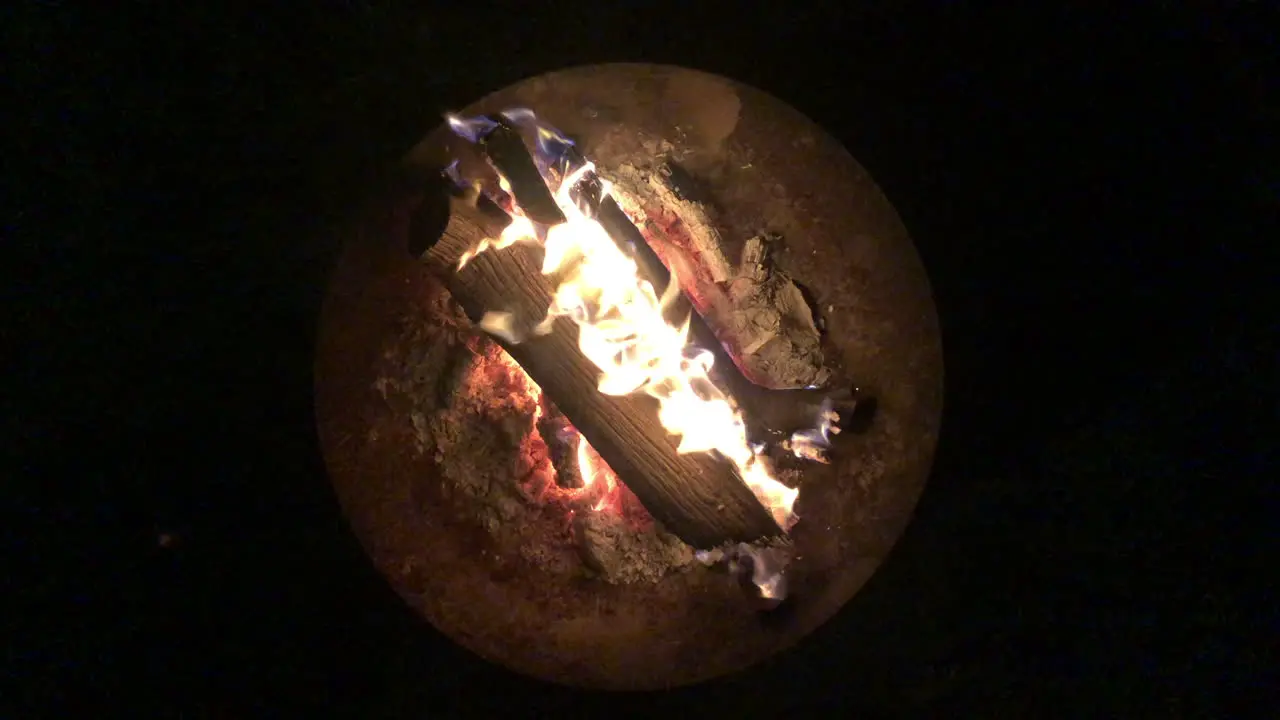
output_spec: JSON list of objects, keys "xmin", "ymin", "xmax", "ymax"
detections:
[
  {"xmin": 397, "ymin": 108, "xmax": 860, "ymax": 599},
  {"xmin": 319, "ymin": 63, "xmax": 942, "ymax": 690}
]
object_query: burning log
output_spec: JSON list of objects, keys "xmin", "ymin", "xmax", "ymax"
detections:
[
  {"xmin": 406, "ymin": 115, "xmax": 867, "ymax": 549},
  {"xmin": 477, "ymin": 122, "xmax": 858, "ymax": 445},
  {"xmin": 411, "ymin": 190, "xmax": 783, "ymax": 548}
]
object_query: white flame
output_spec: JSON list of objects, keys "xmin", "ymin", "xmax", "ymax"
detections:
[
  {"xmin": 743, "ymin": 544, "xmax": 790, "ymax": 600},
  {"xmin": 448, "ymin": 115, "xmax": 798, "ymax": 530},
  {"xmin": 575, "ymin": 433, "xmax": 618, "ymax": 512},
  {"xmin": 788, "ymin": 398, "xmax": 839, "ymax": 463},
  {"xmin": 698, "ymin": 543, "xmax": 790, "ymax": 600},
  {"xmin": 445, "ymin": 113, "xmax": 498, "ymax": 143},
  {"xmin": 457, "ymin": 214, "xmax": 536, "ymax": 270},
  {"xmin": 479, "ymin": 311, "xmax": 521, "ymax": 344}
]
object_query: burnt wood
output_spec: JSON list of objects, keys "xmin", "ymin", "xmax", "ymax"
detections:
[
  {"xmin": 478, "ymin": 119, "xmax": 566, "ymax": 226},
  {"xmin": 411, "ymin": 192, "xmax": 783, "ymax": 548},
  {"xmin": 477, "ymin": 127, "xmax": 859, "ymax": 444}
]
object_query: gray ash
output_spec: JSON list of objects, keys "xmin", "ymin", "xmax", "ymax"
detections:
[
  {"xmin": 725, "ymin": 233, "xmax": 829, "ymax": 389},
  {"xmin": 574, "ymin": 512, "xmax": 695, "ymax": 584}
]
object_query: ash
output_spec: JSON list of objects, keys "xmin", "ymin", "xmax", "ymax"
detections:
[
  {"xmin": 574, "ymin": 513, "xmax": 694, "ymax": 584},
  {"xmin": 725, "ymin": 233, "xmax": 829, "ymax": 389}
]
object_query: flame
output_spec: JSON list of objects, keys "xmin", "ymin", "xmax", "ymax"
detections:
[
  {"xmin": 447, "ymin": 112, "xmax": 798, "ymax": 530},
  {"xmin": 498, "ymin": 108, "xmax": 578, "ymax": 179},
  {"xmin": 445, "ymin": 113, "xmax": 498, "ymax": 143},
  {"xmin": 696, "ymin": 543, "xmax": 789, "ymax": 599},
  {"xmin": 787, "ymin": 397, "xmax": 839, "ymax": 463},
  {"xmin": 457, "ymin": 213, "xmax": 536, "ymax": 271},
  {"xmin": 576, "ymin": 432, "xmax": 619, "ymax": 512}
]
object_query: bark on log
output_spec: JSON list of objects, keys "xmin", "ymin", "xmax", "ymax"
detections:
[
  {"xmin": 479, "ymin": 118, "xmax": 566, "ymax": 226},
  {"xmin": 411, "ymin": 191, "xmax": 783, "ymax": 548}
]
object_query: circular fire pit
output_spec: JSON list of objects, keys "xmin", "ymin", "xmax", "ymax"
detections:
[{"xmin": 315, "ymin": 64, "xmax": 942, "ymax": 689}]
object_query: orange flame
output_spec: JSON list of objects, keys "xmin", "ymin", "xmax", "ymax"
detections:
[
  {"xmin": 460, "ymin": 156, "xmax": 797, "ymax": 529},
  {"xmin": 575, "ymin": 432, "xmax": 619, "ymax": 512}
]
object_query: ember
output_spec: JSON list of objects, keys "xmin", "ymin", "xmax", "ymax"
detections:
[{"xmin": 378, "ymin": 299, "xmax": 694, "ymax": 583}]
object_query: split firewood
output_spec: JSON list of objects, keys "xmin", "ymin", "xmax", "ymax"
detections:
[
  {"xmin": 409, "ymin": 183, "xmax": 782, "ymax": 548},
  {"xmin": 474, "ymin": 122, "xmax": 856, "ymax": 445}
]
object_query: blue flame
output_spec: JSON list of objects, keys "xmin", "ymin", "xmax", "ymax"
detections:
[
  {"xmin": 790, "ymin": 396, "xmax": 836, "ymax": 452},
  {"xmin": 499, "ymin": 107, "xmax": 577, "ymax": 163},
  {"xmin": 444, "ymin": 107, "xmax": 582, "ymax": 186},
  {"xmin": 498, "ymin": 107, "xmax": 538, "ymax": 126},
  {"xmin": 442, "ymin": 108, "xmax": 600, "ymax": 230},
  {"xmin": 442, "ymin": 159, "xmax": 466, "ymax": 188},
  {"xmin": 536, "ymin": 126, "xmax": 577, "ymax": 165},
  {"xmin": 445, "ymin": 113, "xmax": 498, "ymax": 143}
]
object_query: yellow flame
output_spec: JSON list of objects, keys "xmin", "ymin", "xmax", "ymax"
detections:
[
  {"xmin": 461, "ymin": 163, "xmax": 797, "ymax": 528},
  {"xmin": 575, "ymin": 432, "xmax": 618, "ymax": 512},
  {"xmin": 458, "ymin": 214, "xmax": 535, "ymax": 270}
]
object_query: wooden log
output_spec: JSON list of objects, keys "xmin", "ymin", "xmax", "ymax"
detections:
[
  {"xmin": 476, "ymin": 124, "xmax": 857, "ymax": 444},
  {"xmin": 478, "ymin": 117, "xmax": 566, "ymax": 226},
  {"xmin": 410, "ymin": 189, "xmax": 783, "ymax": 548}
]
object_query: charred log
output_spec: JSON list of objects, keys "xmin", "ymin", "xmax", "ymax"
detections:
[
  {"xmin": 475, "ymin": 128, "xmax": 859, "ymax": 444},
  {"xmin": 478, "ymin": 118, "xmax": 566, "ymax": 225},
  {"xmin": 411, "ymin": 191, "xmax": 783, "ymax": 548}
]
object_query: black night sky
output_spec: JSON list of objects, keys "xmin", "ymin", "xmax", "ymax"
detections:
[{"xmin": 8, "ymin": 3, "xmax": 1274, "ymax": 716}]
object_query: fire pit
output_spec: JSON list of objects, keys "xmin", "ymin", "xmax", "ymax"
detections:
[{"xmin": 315, "ymin": 64, "xmax": 943, "ymax": 689}]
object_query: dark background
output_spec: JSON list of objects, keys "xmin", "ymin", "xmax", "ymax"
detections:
[{"xmin": 8, "ymin": 2, "xmax": 1274, "ymax": 716}]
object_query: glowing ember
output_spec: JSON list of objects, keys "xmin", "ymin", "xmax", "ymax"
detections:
[
  {"xmin": 494, "ymin": 342, "xmax": 543, "ymax": 410},
  {"xmin": 445, "ymin": 110, "xmax": 799, "ymax": 530},
  {"xmin": 576, "ymin": 433, "xmax": 620, "ymax": 512},
  {"xmin": 487, "ymin": 345, "xmax": 625, "ymax": 515}
]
